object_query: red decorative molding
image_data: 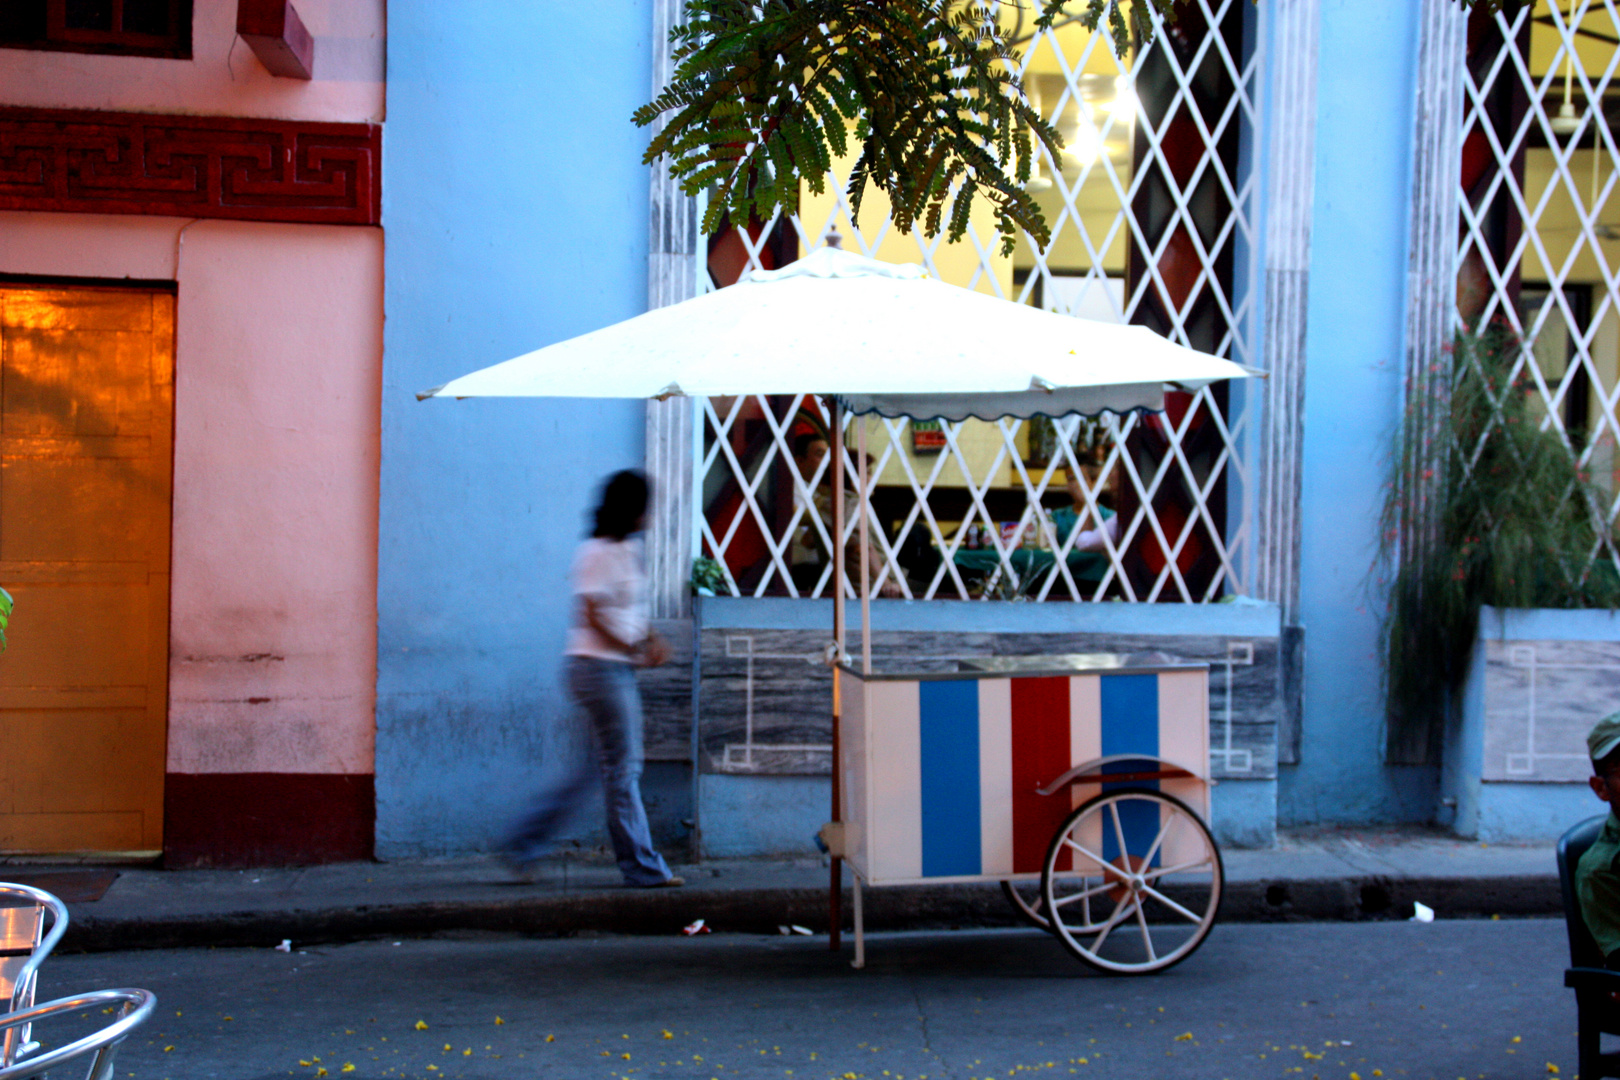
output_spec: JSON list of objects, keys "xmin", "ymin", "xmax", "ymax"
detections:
[{"xmin": 0, "ymin": 107, "xmax": 379, "ymax": 225}]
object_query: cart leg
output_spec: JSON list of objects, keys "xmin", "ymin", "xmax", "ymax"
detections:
[
  {"xmin": 829, "ymin": 857, "xmax": 842, "ymax": 952},
  {"xmin": 851, "ymin": 872, "xmax": 865, "ymax": 970}
]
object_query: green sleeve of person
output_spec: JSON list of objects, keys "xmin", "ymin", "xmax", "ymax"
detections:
[
  {"xmin": 1050, "ymin": 505, "xmax": 1114, "ymax": 546},
  {"xmin": 1578, "ymin": 814, "xmax": 1620, "ymax": 962}
]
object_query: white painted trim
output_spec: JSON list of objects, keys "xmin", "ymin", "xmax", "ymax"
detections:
[{"xmin": 645, "ymin": 0, "xmax": 698, "ymax": 619}]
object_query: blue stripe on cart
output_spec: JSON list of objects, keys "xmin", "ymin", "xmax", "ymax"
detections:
[
  {"xmin": 918, "ymin": 679, "xmax": 982, "ymax": 878},
  {"xmin": 1099, "ymin": 674, "xmax": 1160, "ymax": 867}
]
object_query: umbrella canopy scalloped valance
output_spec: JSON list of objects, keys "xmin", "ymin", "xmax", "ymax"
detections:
[{"xmin": 418, "ymin": 246, "xmax": 1254, "ymax": 420}]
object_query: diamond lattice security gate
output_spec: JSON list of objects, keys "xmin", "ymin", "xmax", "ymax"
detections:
[
  {"xmin": 693, "ymin": 2, "xmax": 1263, "ymax": 603},
  {"xmin": 1458, "ymin": 0, "xmax": 1620, "ymax": 578}
]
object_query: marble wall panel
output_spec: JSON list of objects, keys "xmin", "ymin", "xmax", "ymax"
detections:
[
  {"xmin": 691, "ymin": 627, "xmax": 1281, "ymax": 779},
  {"xmin": 1482, "ymin": 638, "xmax": 1620, "ymax": 782}
]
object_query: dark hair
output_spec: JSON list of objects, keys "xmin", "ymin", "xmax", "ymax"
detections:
[
  {"xmin": 793, "ymin": 431, "xmax": 829, "ymax": 459},
  {"xmin": 592, "ymin": 470, "xmax": 649, "ymax": 540},
  {"xmin": 1597, "ymin": 747, "xmax": 1620, "ymax": 777}
]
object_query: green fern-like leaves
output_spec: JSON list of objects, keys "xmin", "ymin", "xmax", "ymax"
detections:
[
  {"xmin": 639, "ymin": 1, "xmax": 1488, "ymax": 258},
  {"xmin": 0, "ymin": 586, "xmax": 11, "ymax": 652},
  {"xmin": 636, "ymin": 0, "xmax": 1089, "ymax": 257}
]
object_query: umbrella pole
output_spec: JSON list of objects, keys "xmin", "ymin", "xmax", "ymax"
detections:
[
  {"xmin": 857, "ymin": 421, "xmax": 872, "ymax": 676},
  {"xmin": 829, "ymin": 396, "xmax": 845, "ymax": 953}
]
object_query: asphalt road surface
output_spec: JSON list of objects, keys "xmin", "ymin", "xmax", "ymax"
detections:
[{"xmin": 28, "ymin": 918, "xmax": 1573, "ymax": 1080}]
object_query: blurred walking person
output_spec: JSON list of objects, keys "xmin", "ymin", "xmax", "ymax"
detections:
[{"xmin": 501, "ymin": 470, "xmax": 683, "ymax": 887}]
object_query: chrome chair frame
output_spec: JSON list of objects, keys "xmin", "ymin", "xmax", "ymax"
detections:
[
  {"xmin": 0, "ymin": 988, "xmax": 154, "ymax": 1080},
  {"xmin": 0, "ymin": 885, "xmax": 67, "ymax": 1065}
]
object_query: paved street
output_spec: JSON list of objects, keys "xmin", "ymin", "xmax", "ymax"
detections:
[{"xmin": 28, "ymin": 918, "xmax": 1574, "ymax": 1080}]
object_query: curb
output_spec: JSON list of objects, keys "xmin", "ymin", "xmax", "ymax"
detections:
[{"xmin": 58, "ymin": 874, "xmax": 1562, "ymax": 953}]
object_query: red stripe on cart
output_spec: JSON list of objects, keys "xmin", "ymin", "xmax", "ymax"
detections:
[{"xmin": 1010, "ymin": 676, "xmax": 1073, "ymax": 874}]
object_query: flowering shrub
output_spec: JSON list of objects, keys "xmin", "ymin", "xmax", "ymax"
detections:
[{"xmin": 1379, "ymin": 327, "xmax": 1620, "ymax": 759}]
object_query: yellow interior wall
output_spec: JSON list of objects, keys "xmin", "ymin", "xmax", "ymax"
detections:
[
  {"xmin": 1520, "ymin": 149, "xmax": 1619, "ymax": 285},
  {"xmin": 797, "ymin": 142, "xmax": 1014, "ymax": 299},
  {"xmin": 1517, "ymin": 146, "xmax": 1620, "ymax": 492},
  {"xmin": 811, "ymin": 8, "xmax": 1139, "ymax": 502},
  {"xmin": 850, "ymin": 414, "xmax": 1020, "ymax": 495}
]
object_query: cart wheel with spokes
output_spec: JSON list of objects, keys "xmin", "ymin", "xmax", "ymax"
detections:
[
  {"xmin": 1000, "ymin": 880, "xmax": 1054, "ymax": 932},
  {"xmin": 1040, "ymin": 787, "xmax": 1222, "ymax": 974}
]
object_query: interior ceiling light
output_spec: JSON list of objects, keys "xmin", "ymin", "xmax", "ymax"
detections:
[
  {"xmin": 1552, "ymin": 50, "xmax": 1582, "ymax": 136},
  {"xmin": 1060, "ymin": 122, "xmax": 1104, "ymax": 171}
]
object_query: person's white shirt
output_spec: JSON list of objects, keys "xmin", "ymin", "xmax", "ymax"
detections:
[{"xmin": 564, "ymin": 537, "xmax": 648, "ymax": 662}]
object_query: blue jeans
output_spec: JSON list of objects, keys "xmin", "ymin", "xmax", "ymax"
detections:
[{"xmin": 502, "ymin": 655, "xmax": 674, "ymax": 886}]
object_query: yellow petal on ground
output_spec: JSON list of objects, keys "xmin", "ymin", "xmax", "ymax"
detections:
[
  {"xmin": 545, "ymin": 1035, "xmax": 555, "ymax": 1043},
  {"xmin": 442, "ymin": 1044, "xmax": 452, "ymax": 1051},
  {"xmin": 1547, "ymin": 1065, "xmax": 1560, "ymax": 1074},
  {"xmin": 495, "ymin": 1017, "xmax": 504, "ymax": 1025},
  {"xmin": 299, "ymin": 1061, "xmax": 312, "ymax": 1067},
  {"xmin": 623, "ymin": 1053, "xmax": 632, "ymax": 1060},
  {"xmin": 1351, "ymin": 1073, "xmax": 1361, "ymax": 1080},
  {"xmin": 163, "ymin": 1046, "xmax": 174, "ymax": 1052},
  {"xmin": 342, "ymin": 1067, "xmax": 355, "ymax": 1074},
  {"xmin": 316, "ymin": 1071, "xmax": 327, "ymax": 1078},
  {"xmin": 463, "ymin": 1049, "xmax": 472, "ymax": 1056},
  {"xmin": 663, "ymin": 1030, "xmax": 675, "ymax": 1040},
  {"xmin": 1512, "ymin": 1038, "xmax": 1522, "ymax": 1044},
  {"xmin": 1175, "ymin": 1033, "xmax": 1193, "ymax": 1042},
  {"xmin": 414, "ymin": 1021, "xmax": 428, "ymax": 1031}
]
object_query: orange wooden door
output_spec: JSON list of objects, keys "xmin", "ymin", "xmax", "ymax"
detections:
[{"xmin": 0, "ymin": 285, "xmax": 173, "ymax": 855}]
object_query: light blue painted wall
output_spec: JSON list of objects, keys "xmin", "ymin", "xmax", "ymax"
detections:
[
  {"xmin": 377, "ymin": 3, "xmax": 654, "ymax": 857},
  {"xmin": 1281, "ymin": 0, "xmax": 1436, "ymax": 826}
]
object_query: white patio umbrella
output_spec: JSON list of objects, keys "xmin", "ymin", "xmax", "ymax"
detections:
[
  {"xmin": 420, "ymin": 244, "xmax": 1256, "ymax": 953},
  {"xmin": 417, "ymin": 245, "xmax": 1253, "ymax": 417}
]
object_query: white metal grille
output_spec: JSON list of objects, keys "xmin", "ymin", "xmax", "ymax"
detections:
[
  {"xmin": 1458, "ymin": 0, "xmax": 1620, "ymax": 574},
  {"xmin": 696, "ymin": 2, "xmax": 1264, "ymax": 602}
]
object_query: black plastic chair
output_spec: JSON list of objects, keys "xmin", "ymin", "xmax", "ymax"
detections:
[{"xmin": 1560, "ymin": 814, "xmax": 1620, "ymax": 1079}]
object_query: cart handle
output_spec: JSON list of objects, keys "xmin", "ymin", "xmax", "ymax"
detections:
[{"xmin": 1036, "ymin": 754, "xmax": 1213, "ymax": 796}]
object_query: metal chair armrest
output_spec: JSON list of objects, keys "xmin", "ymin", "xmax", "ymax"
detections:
[
  {"xmin": 0, "ymin": 988, "xmax": 153, "ymax": 1080},
  {"xmin": 0, "ymin": 886, "xmax": 67, "ymax": 1014}
]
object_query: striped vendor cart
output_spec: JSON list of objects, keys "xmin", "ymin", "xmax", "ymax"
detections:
[
  {"xmin": 415, "ymin": 241, "xmax": 1254, "ymax": 976},
  {"xmin": 829, "ymin": 653, "xmax": 1222, "ymax": 974}
]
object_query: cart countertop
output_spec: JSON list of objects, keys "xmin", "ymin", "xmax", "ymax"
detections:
[{"xmin": 838, "ymin": 651, "xmax": 1209, "ymax": 682}]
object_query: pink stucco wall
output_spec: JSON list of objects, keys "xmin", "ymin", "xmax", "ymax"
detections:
[
  {"xmin": 0, "ymin": 0, "xmax": 384, "ymax": 123},
  {"xmin": 0, "ymin": 211, "xmax": 381, "ymax": 776}
]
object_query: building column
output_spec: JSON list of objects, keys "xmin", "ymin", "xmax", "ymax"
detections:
[
  {"xmin": 644, "ymin": 0, "xmax": 700, "ymax": 619},
  {"xmin": 1257, "ymin": 0, "xmax": 1321, "ymax": 764},
  {"xmin": 1386, "ymin": 0, "xmax": 1467, "ymax": 765}
]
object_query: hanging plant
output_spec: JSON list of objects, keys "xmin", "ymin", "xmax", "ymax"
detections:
[
  {"xmin": 1379, "ymin": 326, "xmax": 1620, "ymax": 758},
  {"xmin": 0, "ymin": 586, "xmax": 10, "ymax": 652}
]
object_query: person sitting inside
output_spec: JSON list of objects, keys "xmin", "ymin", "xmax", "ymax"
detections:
[
  {"xmin": 1049, "ymin": 463, "xmax": 1118, "ymax": 553},
  {"xmin": 788, "ymin": 430, "xmax": 902, "ymax": 597},
  {"xmin": 1577, "ymin": 712, "xmax": 1620, "ymax": 969}
]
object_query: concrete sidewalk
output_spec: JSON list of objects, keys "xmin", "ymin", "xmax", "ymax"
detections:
[{"xmin": 14, "ymin": 826, "xmax": 1568, "ymax": 953}]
